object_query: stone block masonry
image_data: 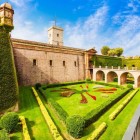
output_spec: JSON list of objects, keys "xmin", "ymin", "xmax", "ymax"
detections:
[{"xmin": 12, "ymin": 38, "xmax": 85, "ymax": 85}]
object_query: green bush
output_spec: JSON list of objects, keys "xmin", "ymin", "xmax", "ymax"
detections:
[
  {"xmin": 48, "ymin": 98, "xmax": 68, "ymax": 123},
  {"xmin": 0, "ymin": 25, "xmax": 18, "ymax": 111},
  {"xmin": 0, "ymin": 112, "xmax": 19, "ymax": 133},
  {"xmin": 127, "ymin": 84, "xmax": 133, "ymax": 89},
  {"xmin": 35, "ymin": 83, "xmax": 41, "ymax": 90},
  {"xmin": 0, "ymin": 129, "xmax": 10, "ymax": 140},
  {"xmin": 66, "ymin": 115, "xmax": 85, "ymax": 138},
  {"xmin": 84, "ymin": 88, "xmax": 131, "ymax": 127}
]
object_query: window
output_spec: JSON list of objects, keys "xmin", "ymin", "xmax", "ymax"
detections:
[
  {"xmin": 50, "ymin": 60, "xmax": 52, "ymax": 66},
  {"xmin": 49, "ymin": 34, "xmax": 51, "ymax": 37},
  {"xmin": 57, "ymin": 34, "xmax": 59, "ymax": 37},
  {"xmin": 74, "ymin": 61, "xmax": 77, "ymax": 66},
  {"xmin": 63, "ymin": 61, "xmax": 65, "ymax": 66},
  {"xmin": 33, "ymin": 59, "xmax": 36, "ymax": 66}
]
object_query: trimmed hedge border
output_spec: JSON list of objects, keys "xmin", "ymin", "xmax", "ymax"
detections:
[
  {"xmin": 84, "ymin": 88, "xmax": 132, "ymax": 127},
  {"xmin": 87, "ymin": 122, "xmax": 107, "ymax": 140},
  {"xmin": 19, "ymin": 116, "xmax": 31, "ymax": 140},
  {"xmin": 32, "ymin": 87, "xmax": 63, "ymax": 140},
  {"xmin": 43, "ymin": 81, "xmax": 85, "ymax": 89},
  {"xmin": 48, "ymin": 98, "xmax": 68, "ymax": 123},
  {"xmin": 38, "ymin": 87, "xmax": 68, "ymax": 123},
  {"xmin": 109, "ymin": 88, "xmax": 139, "ymax": 120}
]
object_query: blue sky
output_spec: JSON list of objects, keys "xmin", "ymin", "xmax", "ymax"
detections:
[{"xmin": 1, "ymin": 0, "xmax": 140, "ymax": 56}]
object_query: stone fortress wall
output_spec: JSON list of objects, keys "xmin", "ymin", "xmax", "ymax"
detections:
[
  {"xmin": 0, "ymin": 2, "xmax": 96, "ymax": 86},
  {"xmin": 12, "ymin": 39, "xmax": 86, "ymax": 85}
]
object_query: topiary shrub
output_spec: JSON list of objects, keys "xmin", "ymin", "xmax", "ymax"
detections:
[
  {"xmin": 66, "ymin": 115, "xmax": 85, "ymax": 138},
  {"xmin": 0, "ymin": 112, "xmax": 19, "ymax": 133},
  {"xmin": 0, "ymin": 129, "xmax": 10, "ymax": 140},
  {"xmin": 35, "ymin": 83, "xmax": 41, "ymax": 90}
]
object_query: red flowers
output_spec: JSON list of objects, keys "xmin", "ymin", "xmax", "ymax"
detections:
[
  {"xmin": 86, "ymin": 92, "xmax": 96, "ymax": 100},
  {"xmin": 80, "ymin": 93, "xmax": 88, "ymax": 103},
  {"xmin": 94, "ymin": 87, "xmax": 117, "ymax": 94},
  {"xmin": 86, "ymin": 85, "xmax": 89, "ymax": 89}
]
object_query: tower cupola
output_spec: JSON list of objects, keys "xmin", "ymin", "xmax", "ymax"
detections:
[{"xmin": 0, "ymin": 2, "xmax": 14, "ymax": 27}]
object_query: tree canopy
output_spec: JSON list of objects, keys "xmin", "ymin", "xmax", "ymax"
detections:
[
  {"xmin": 101, "ymin": 46, "xmax": 110, "ymax": 55},
  {"xmin": 101, "ymin": 46, "xmax": 123, "ymax": 57}
]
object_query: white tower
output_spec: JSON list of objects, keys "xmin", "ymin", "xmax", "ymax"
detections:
[{"xmin": 48, "ymin": 26, "xmax": 63, "ymax": 46}]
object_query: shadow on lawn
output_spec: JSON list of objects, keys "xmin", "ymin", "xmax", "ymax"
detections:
[
  {"xmin": 18, "ymin": 87, "xmax": 40, "ymax": 112},
  {"xmin": 10, "ymin": 136, "xmax": 20, "ymax": 140},
  {"xmin": 83, "ymin": 124, "xmax": 95, "ymax": 137},
  {"xmin": 26, "ymin": 118, "xmax": 36, "ymax": 140}
]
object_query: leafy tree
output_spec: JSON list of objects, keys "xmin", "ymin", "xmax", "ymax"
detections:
[
  {"xmin": 108, "ymin": 49, "xmax": 116, "ymax": 56},
  {"xmin": 101, "ymin": 46, "xmax": 110, "ymax": 55},
  {"xmin": 115, "ymin": 48, "xmax": 123, "ymax": 57}
]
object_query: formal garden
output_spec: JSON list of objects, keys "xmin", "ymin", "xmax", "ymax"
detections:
[{"xmin": 0, "ymin": 80, "xmax": 139, "ymax": 140}]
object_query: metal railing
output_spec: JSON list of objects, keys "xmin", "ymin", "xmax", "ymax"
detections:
[
  {"xmin": 122, "ymin": 105, "xmax": 140, "ymax": 140},
  {"xmin": 91, "ymin": 65, "xmax": 140, "ymax": 71}
]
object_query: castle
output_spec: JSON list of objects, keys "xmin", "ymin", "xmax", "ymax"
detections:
[{"xmin": 0, "ymin": 2, "xmax": 96, "ymax": 86}]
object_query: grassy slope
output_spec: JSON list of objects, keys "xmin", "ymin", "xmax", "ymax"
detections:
[
  {"xmin": 100, "ymin": 89, "xmax": 140, "ymax": 140},
  {"xmin": 18, "ymin": 86, "xmax": 53, "ymax": 140},
  {"xmin": 80, "ymin": 89, "xmax": 140, "ymax": 140},
  {"xmin": 44, "ymin": 83, "xmax": 122, "ymax": 116}
]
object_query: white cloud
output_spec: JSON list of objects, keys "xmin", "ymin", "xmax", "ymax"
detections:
[
  {"xmin": 65, "ymin": 5, "xmax": 109, "ymax": 51},
  {"xmin": 11, "ymin": 10, "xmax": 49, "ymax": 42},
  {"xmin": 10, "ymin": 1, "xmax": 140, "ymax": 56},
  {"xmin": 9, "ymin": 0, "xmax": 32, "ymax": 7},
  {"xmin": 127, "ymin": 0, "xmax": 140, "ymax": 13}
]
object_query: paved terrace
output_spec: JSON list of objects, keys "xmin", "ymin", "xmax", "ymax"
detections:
[{"xmin": 93, "ymin": 66, "xmax": 140, "ymax": 88}]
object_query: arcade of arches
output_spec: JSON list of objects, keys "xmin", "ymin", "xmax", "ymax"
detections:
[{"xmin": 93, "ymin": 68, "xmax": 140, "ymax": 88}]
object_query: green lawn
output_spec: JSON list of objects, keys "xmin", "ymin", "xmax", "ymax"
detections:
[
  {"xmin": 100, "ymin": 89, "xmax": 140, "ymax": 140},
  {"xmin": 10, "ymin": 84, "xmax": 140, "ymax": 140},
  {"xmin": 16, "ymin": 87, "xmax": 53, "ymax": 140},
  {"xmin": 44, "ymin": 83, "xmax": 122, "ymax": 116},
  {"xmin": 80, "ymin": 89, "xmax": 140, "ymax": 140}
]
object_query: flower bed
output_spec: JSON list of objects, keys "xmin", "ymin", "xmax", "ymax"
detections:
[
  {"xmin": 86, "ymin": 92, "xmax": 96, "ymax": 100},
  {"xmin": 95, "ymin": 88, "xmax": 117, "ymax": 92},
  {"xmin": 80, "ymin": 93, "xmax": 88, "ymax": 103}
]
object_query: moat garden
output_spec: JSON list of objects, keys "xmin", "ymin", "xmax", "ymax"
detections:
[{"xmin": 3, "ymin": 80, "xmax": 139, "ymax": 140}]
